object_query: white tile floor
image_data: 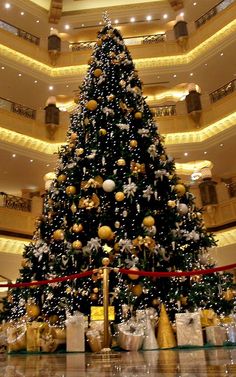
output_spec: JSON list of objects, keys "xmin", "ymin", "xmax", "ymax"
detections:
[{"xmin": 1, "ymin": 347, "xmax": 236, "ymax": 376}]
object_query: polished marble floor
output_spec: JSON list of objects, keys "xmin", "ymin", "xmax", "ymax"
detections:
[{"xmin": 0, "ymin": 347, "xmax": 236, "ymax": 377}]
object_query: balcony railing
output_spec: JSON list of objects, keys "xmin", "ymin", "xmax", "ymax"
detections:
[
  {"xmin": 0, "ymin": 97, "xmax": 36, "ymax": 119},
  {"xmin": 0, "ymin": 193, "xmax": 31, "ymax": 212},
  {"xmin": 209, "ymin": 79, "xmax": 236, "ymax": 103},
  {"xmin": 151, "ymin": 105, "xmax": 177, "ymax": 117},
  {"xmin": 70, "ymin": 33, "xmax": 166, "ymax": 51},
  {"xmin": 195, "ymin": 0, "xmax": 235, "ymax": 28},
  {"xmin": 0, "ymin": 19, "xmax": 40, "ymax": 45}
]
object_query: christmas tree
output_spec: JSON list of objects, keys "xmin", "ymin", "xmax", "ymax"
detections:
[{"xmin": 2, "ymin": 16, "xmax": 235, "ymax": 326}]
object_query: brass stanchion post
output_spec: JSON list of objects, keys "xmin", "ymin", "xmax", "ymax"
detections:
[{"xmin": 102, "ymin": 257, "xmax": 110, "ymax": 351}]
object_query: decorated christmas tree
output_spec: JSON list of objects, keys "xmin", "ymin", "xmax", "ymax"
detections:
[{"xmin": 2, "ymin": 15, "xmax": 235, "ymax": 328}]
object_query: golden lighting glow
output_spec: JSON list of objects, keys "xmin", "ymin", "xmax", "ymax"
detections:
[
  {"xmin": 216, "ymin": 228, "xmax": 236, "ymax": 248},
  {"xmin": 0, "ymin": 18, "xmax": 235, "ymax": 77},
  {"xmin": 175, "ymin": 160, "xmax": 213, "ymax": 175}
]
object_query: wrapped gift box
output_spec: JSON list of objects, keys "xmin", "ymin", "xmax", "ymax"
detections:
[
  {"xmin": 7, "ymin": 323, "xmax": 27, "ymax": 352},
  {"xmin": 86, "ymin": 320, "xmax": 111, "ymax": 352},
  {"xmin": 175, "ymin": 312, "xmax": 203, "ymax": 347},
  {"xmin": 205, "ymin": 326, "xmax": 227, "ymax": 346},
  {"xmin": 66, "ymin": 312, "xmax": 85, "ymax": 352},
  {"xmin": 117, "ymin": 319, "xmax": 145, "ymax": 351},
  {"xmin": 26, "ymin": 322, "xmax": 41, "ymax": 352}
]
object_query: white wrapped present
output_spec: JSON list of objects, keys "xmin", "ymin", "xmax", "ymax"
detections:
[{"xmin": 175, "ymin": 312, "xmax": 203, "ymax": 347}]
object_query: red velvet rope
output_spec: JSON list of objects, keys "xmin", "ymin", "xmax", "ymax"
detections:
[{"xmin": 0, "ymin": 263, "xmax": 235, "ymax": 288}]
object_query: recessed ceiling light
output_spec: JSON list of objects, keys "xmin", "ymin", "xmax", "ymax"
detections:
[
  {"xmin": 12, "ymin": 154, "xmax": 16, "ymax": 158},
  {"xmin": 220, "ymin": 143, "xmax": 224, "ymax": 147},
  {"xmin": 220, "ymin": 52, "xmax": 224, "ymax": 56},
  {"xmin": 20, "ymin": 11, "xmax": 24, "ymax": 15},
  {"xmin": 49, "ymin": 85, "xmax": 53, "ymax": 90},
  {"xmin": 180, "ymin": 12, "xmax": 184, "ymax": 17},
  {"xmin": 193, "ymin": 2, "xmax": 197, "ymax": 5},
  {"xmin": 114, "ymin": 19, "xmax": 119, "ymax": 24},
  {"xmin": 99, "ymin": 21, "xmax": 102, "ymax": 25},
  {"xmin": 173, "ymin": 74, "xmax": 177, "ymax": 78},
  {"xmin": 157, "ymin": 75, "xmax": 160, "ymax": 79},
  {"xmin": 34, "ymin": 80, "xmax": 38, "ymax": 83},
  {"xmin": 5, "ymin": 3, "xmax": 11, "ymax": 9},
  {"xmin": 81, "ymin": 24, "xmax": 85, "ymax": 27},
  {"xmin": 163, "ymin": 14, "xmax": 168, "ymax": 19},
  {"xmin": 46, "ymin": 164, "xmax": 50, "ymax": 167},
  {"xmin": 18, "ymin": 73, "xmax": 22, "ymax": 77},
  {"xmin": 130, "ymin": 17, "xmax": 135, "ymax": 23},
  {"xmin": 190, "ymin": 73, "xmax": 193, "ymax": 76},
  {"xmin": 204, "ymin": 63, "xmax": 208, "ymax": 66},
  {"xmin": 66, "ymin": 85, "xmax": 69, "ymax": 88},
  {"xmin": 204, "ymin": 151, "xmax": 207, "ymax": 154},
  {"xmin": 184, "ymin": 152, "xmax": 188, "ymax": 156},
  {"xmin": 1, "ymin": 66, "xmax": 5, "ymax": 70},
  {"xmin": 36, "ymin": 20, "xmax": 39, "ymax": 23},
  {"xmin": 30, "ymin": 159, "xmax": 33, "ymax": 162},
  {"xmin": 146, "ymin": 15, "xmax": 152, "ymax": 21},
  {"xmin": 64, "ymin": 24, "xmax": 70, "ymax": 30}
]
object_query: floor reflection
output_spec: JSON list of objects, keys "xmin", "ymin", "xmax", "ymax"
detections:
[{"xmin": 0, "ymin": 347, "xmax": 236, "ymax": 377}]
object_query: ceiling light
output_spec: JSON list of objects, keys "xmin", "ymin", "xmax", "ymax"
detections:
[
  {"xmin": 180, "ymin": 12, "xmax": 184, "ymax": 17},
  {"xmin": 190, "ymin": 73, "xmax": 193, "ymax": 76},
  {"xmin": 146, "ymin": 15, "xmax": 152, "ymax": 21},
  {"xmin": 163, "ymin": 14, "xmax": 168, "ymax": 19},
  {"xmin": 193, "ymin": 2, "xmax": 197, "ymax": 5},
  {"xmin": 46, "ymin": 164, "xmax": 50, "ymax": 167},
  {"xmin": 204, "ymin": 151, "xmax": 207, "ymax": 154},
  {"xmin": 34, "ymin": 80, "xmax": 38, "ymax": 83},
  {"xmin": 65, "ymin": 24, "xmax": 70, "ymax": 30},
  {"xmin": 220, "ymin": 143, "xmax": 224, "ymax": 147},
  {"xmin": 130, "ymin": 17, "xmax": 135, "ymax": 23},
  {"xmin": 1, "ymin": 66, "xmax": 5, "ymax": 70},
  {"xmin": 66, "ymin": 85, "xmax": 69, "ymax": 88},
  {"xmin": 49, "ymin": 86, "xmax": 53, "ymax": 90},
  {"xmin": 30, "ymin": 159, "xmax": 33, "ymax": 162},
  {"xmin": 184, "ymin": 152, "xmax": 188, "ymax": 156},
  {"xmin": 18, "ymin": 73, "xmax": 22, "ymax": 77},
  {"xmin": 81, "ymin": 24, "xmax": 85, "ymax": 27},
  {"xmin": 36, "ymin": 20, "xmax": 39, "ymax": 23},
  {"xmin": 20, "ymin": 11, "xmax": 24, "ymax": 15},
  {"xmin": 114, "ymin": 19, "xmax": 119, "ymax": 24},
  {"xmin": 99, "ymin": 22, "xmax": 102, "ymax": 25},
  {"xmin": 204, "ymin": 63, "xmax": 208, "ymax": 66},
  {"xmin": 220, "ymin": 52, "xmax": 224, "ymax": 56},
  {"xmin": 173, "ymin": 74, "xmax": 177, "ymax": 78},
  {"xmin": 5, "ymin": 3, "xmax": 11, "ymax": 9},
  {"xmin": 12, "ymin": 154, "xmax": 16, "ymax": 158}
]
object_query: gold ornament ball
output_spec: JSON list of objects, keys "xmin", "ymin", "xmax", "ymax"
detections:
[
  {"xmin": 117, "ymin": 158, "xmax": 126, "ymax": 166},
  {"xmin": 115, "ymin": 192, "xmax": 125, "ymax": 201},
  {"xmin": 94, "ymin": 68, "xmax": 103, "ymax": 77},
  {"xmin": 102, "ymin": 257, "xmax": 110, "ymax": 266},
  {"xmin": 90, "ymin": 293, "xmax": 98, "ymax": 301},
  {"xmin": 223, "ymin": 289, "xmax": 234, "ymax": 301},
  {"xmin": 128, "ymin": 266, "xmax": 139, "ymax": 280},
  {"xmin": 152, "ymin": 298, "xmax": 161, "ymax": 306},
  {"xmin": 132, "ymin": 284, "xmax": 143, "ymax": 297},
  {"xmin": 26, "ymin": 304, "xmax": 40, "ymax": 318},
  {"xmin": 168, "ymin": 200, "xmax": 176, "ymax": 208},
  {"xmin": 160, "ymin": 154, "xmax": 166, "ymax": 161},
  {"xmin": 57, "ymin": 174, "xmax": 67, "ymax": 183},
  {"xmin": 175, "ymin": 184, "xmax": 186, "ymax": 197},
  {"xmin": 72, "ymin": 240, "xmax": 83, "ymax": 250},
  {"xmin": 130, "ymin": 140, "xmax": 138, "ymax": 148},
  {"xmin": 99, "ymin": 128, "xmax": 107, "ymax": 136},
  {"xmin": 98, "ymin": 225, "xmax": 113, "ymax": 240},
  {"xmin": 114, "ymin": 242, "xmax": 120, "ymax": 252},
  {"xmin": 134, "ymin": 111, "xmax": 142, "ymax": 119},
  {"xmin": 86, "ymin": 100, "xmax": 98, "ymax": 111},
  {"xmin": 49, "ymin": 315, "xmax": 59, "ymax": 325},
  {"xmin": 72, "ymin": 223, "xmax": 83, "ymax": 233},
  {"xmin": 66, "ymin": 185, "xmax": 76, "ymax": 195},
  {"xmin": 53, "ymin": 229, "xmax": 65, "ymax": 240},
  {"xmin": 143, "ymin": 215, "xmax": 155, "ymax": 227},
  {"xmin": 70, "ymin": 132, "xmax": 78, "ymax": 140},
  {"xmin": 93, "ymin": 287, "xmax": 99, "ymax": 293},
  {"xmin": 76, "ymin": 148, "xmax": 84, "ymax": 156}
]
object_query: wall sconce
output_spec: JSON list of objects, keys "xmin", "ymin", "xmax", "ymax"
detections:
[
  {"xmin": 173, "ymin": 19, "xmax": 188, "ymax": 50},
  {"xmin": 44, "ymin": 96, "xmax": 60, "ymax": 140},
  {"xmin": 48, "ymin": 29, "xmax": 61, "ymax": 66},
  {"xmin": 185, "ymin": 85, "xmax": 202, "ymax": 125}
]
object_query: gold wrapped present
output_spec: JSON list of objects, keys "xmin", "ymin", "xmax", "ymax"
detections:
[
  {"xmin": 40, "ymin": 324, "xmax": 58, "ymax": 353},
  {"xmin": 91, "ymin": 306, "xmax": 115, "ymax": 321},
  {"xmin": 200, "ymin": 309, "xmax": 219, "ymax": 327},
  {"xmin": 117, "ymin": 320, "xmax": 144, "ymax": 351},
  {"xmin": 175, "ymin": 312, "xmax": 204, "ymax": 347},
  {"xmin": 26, "ymin": 322, "xmax": 41, "ymax": 352},
  {"xmin": 205, "ymin": 326, "xmax": 227, "ymax": 346},
  {"xmin": 7, "ymin": 323, "xmax": 27, "ymax": 352}
]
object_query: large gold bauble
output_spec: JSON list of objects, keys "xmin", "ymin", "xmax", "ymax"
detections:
[
  {"xmin": 132, "ymin": 284, "xmax": 143, "ymax": 297},
  {"xmin": 72, "ymin": 240, "xmax": 82, "ymax": 250},
  {"xmin": 174, "ymin": 184, "xmax": 186, "ymax": 197},
  {"xmin": 99, "ymin": 128, "xmax": 107, "ymax": 136},
  {"xmin": 152, "ymin": 298, "xmax": 161, "ymax": 306},
  {"xmin": 115, "ymin": 192, "xmax": 125, "ymax": 201},
  {"xmin": 114, "ymin": 242, "xmax": 120, "ymax": 252},
  {"xmin": 57, "ymin": 174, "xmax": 67, "ymax": 183},
  {"xmin": 130, "ymin": 140, "xmax": 138, "ymax": 148},
  {"xmin": 128, "ymin": 266, "xmax": 139, "ymax": 280},
  {"xmin": 143, "ymin": 215, "xmax": 155, "ymax": 227},
  {"xmin": 72, "ymin": 223, "xmax": 83, "ymax": 233},
  {"xmin": 86, "ymin": 100, "xmax": 98, "ymax": 111},
  {"xmin": 66, "ymin": 186, "xmax": 76, "ymax": 195},
  {"xmin": 117, "ymin": 158, "xmax": 126, "ymax": 166},
  {"xmin": 49, "ymin": 314, "xmax": 59, "ymax": 325},
  {"xmin": 94, "ymin": 68, "xmax": 103, "ymax": 77},
  {"xmin": 98, "ymin": 225, "xmax": 113, "ymax": 240},
  {"xmin": 53, "ymin": 229, "xmax": 65, "ymax": 240},
  {"xmin": 134, "ymin": 111, "xmax": 142, "ymax": 119},
  {"xmin": 26, "ymin": 304, "xmax": 40, "ymax": 318},
  {"xmin": 76, "ymin": 148, "xmax": 84, "ymax": 156}
]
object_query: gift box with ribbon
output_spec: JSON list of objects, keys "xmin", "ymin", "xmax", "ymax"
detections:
[
  {"xmin": 7, "ymin": 323, "xmax": 27, "ymax": 352},
  {"xmin": 205, "ymin": 325, "xmax": 227, "ymax": 346},
  {"xmin": 65, "ymin": 311, "xmax": 85, "ymax": 352},
  {"xmin": 175, "ymin": 312, "xmax": 204, "ymax": 347},
  {"xmin": 117, "ymin": 318, "xmax": 145, "ymax": 351}
]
